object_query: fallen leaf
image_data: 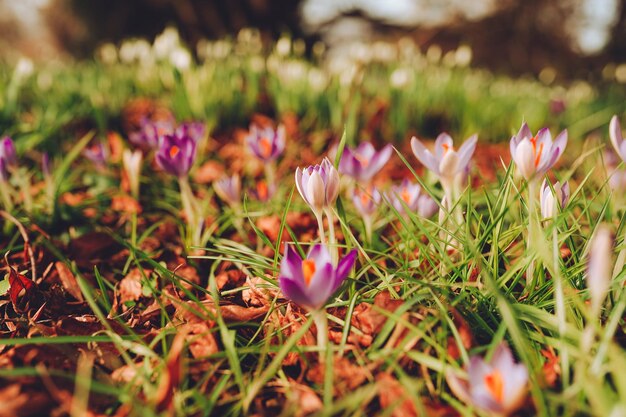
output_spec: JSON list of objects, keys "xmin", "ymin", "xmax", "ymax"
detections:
[
  {"xmin": 54, "ymin": 261, "xmax": 84, "ymax": 302},
  {"xmin": 8, "ymin": 267, "xmax": 35, "ymax": 312}
]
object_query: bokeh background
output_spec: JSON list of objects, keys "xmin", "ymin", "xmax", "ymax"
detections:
[{"xmin": 1, "ymin": 0, "xmax": 625, "ymax": 80}]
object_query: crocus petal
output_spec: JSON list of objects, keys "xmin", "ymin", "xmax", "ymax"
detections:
[
  {"xmin": 445, "ymin": 370, "xmax": 472, "ymax": 405},
  {"xmin": 307, "ymin": 171, "xmax": 326, "ymax": 210},
  {"xmin": 333, "ymin": 249, "xmax": 357, "ymax": 291},
  {"xmin": 306, "ymin": 263, "xmax": 336, "ymax": 309},
  {"xmin": 411, "ymin": 137, "xmax": 439, "ymax": 174},
  {"xmin": 279, "ymin": 277, "xmax": 314, "ymax": 308},
  {"xmin": 609, "ymin": 115, "xmax": 624, "ymax": 160},
  {"xmin": 281, "ymin": 245, "xmax": 305, "ymax": 283},
  {"xmin": 513, "ymin": 139, "xmax": 535, "ymax": 180},
  {"xmin": 435, "ymin": 133, "xmax": 454, "ymax": 160},
  {"xmin": 365, "ymin": 144, "xmax": 393, "ymax": 179},
  {"xmin": 295, "ymin": 167, "xmax": 308, "ymax": 205},
  {"xmin": 307, "ymin": 243, "xmax": 333, "ymax": 269},
  {"xmin": 587, "ymin": 225, "xmax": 613, "ymax": 314},
  {"xmin": 456, "ymin": 134, "xmax": 478, "ymax": 172},
  {"xmin": 516, "ymin": 122, "xmax": 532, "ymax": 142}
]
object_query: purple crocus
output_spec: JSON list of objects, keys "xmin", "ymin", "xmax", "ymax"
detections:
[
  {"xmin": 213, "ymin": 174, "xmax": 241, "ymax": 207},
  {"xmin": 177, "ymin": 121, "xmax": 206, "ymax": 143},
  {"xmin": 279, "ymin": 243, "xmax": 357, "ymax": 311},
  {"xmin": 246, "ymin": 124, "xmax": 285, "ymax": 161},
  {"xmin": 295, "ymin": 157, "xmax": 340, "ymax": 215},
  {"xmin": 352, "ymin": 187, "xmax": 381, "ymax": 218},
  {"xmin": 386, "ymin": 179, "xmax": 422, "ymax": 217},
  {"xmin": 130, "ymin": 117, "xmax": 176, "ymax": 149},
  {"xmin": 0, "ymin": 136, "xmax": 16, "ymax": 181},
  {"xmin": 411, "ymin": 133, "xmax": 477, "ymax": 187},
  {"xmin": 447, "ymin": 343, "xmax": 528, "ymax": 416},
  {"xmin": 509, "ymin": 122, "xmax": 567, "ymax": 181},
  {"xmin": 609, "ymin": 115, "xmax": 626, "ymax": 163},
  {"xmin": 540, "ymin": 180, "xmax": 569, "ymax": 219},
  {"xmin": 339, "ymin": 142, "xmax": 392, "ymax": 183},
  {"xmin": 155, "ymin": 131, "xmax": 197, "ymax": 178},
  {"xmin": 83, "ymin": 142, "xmax": 108, "ymax": 169}
]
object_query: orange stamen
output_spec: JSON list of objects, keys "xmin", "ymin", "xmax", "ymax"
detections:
[
  {"xmin": 355, "ymin": 154, "xmax": 370, "ymax": 167},
  {"xmin": 169, "ymin": 145, "xmax": 180, "ymax": 158},
  {"xmin": 484, "ymin": 371, "xmax": 504, "ymax": 403},
  {"xmin": 534, "ymin": 143, "xmax": 544, "ymax": 167},
  {"xmin": 360, "ymin": 191, "xmax": 371, "ymax": 206},
  {"xmin": 442, "ymin": 143, "xmax": 453, "ymax": 154},
  {"xmin": 257, "ymin": 180, "xmax": 268, "ymax": 200},
  {"xmin": 259, "ymin": 137, "xmax": 273, "ymax": 158},
  {"xmin": 401, "ymin": 187, "xmax": 412, "ymax": 204},
  {"xmin": 302, "ymin": 260, "xmax": 316, "ymax": 286}
]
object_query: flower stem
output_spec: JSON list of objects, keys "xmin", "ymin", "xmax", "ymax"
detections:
[
  {"xmin": 526, "ymin": 179, "xmax": 538, "ymax": 288},
  {"xmin": 0, "ymin": 179, "xmax": 13, "ymax": 212},
  {"xmin": 264, "ymin": 163, "xmax": 276, "ymax": 187},
  {"xmin": 178, "ymin": 176, "xmax": 201, "ymax": 248},
  {"xmin": 311, "ymin": 309, "xmax": 328, "ymax": 365},
  {"xmin": 314, "ymin": 210, "xmax": 326, "ymax": 244},
  {"xmin": 364, "ymin": 215, "xmax": 373, "ymax": 246},
  {"xmin": 552, "ymin": 217, "xmax": 569, "ymax": 387},
  {"xmin": 324, "ymin": 208, "xmax": 337, "ymax": 265}
]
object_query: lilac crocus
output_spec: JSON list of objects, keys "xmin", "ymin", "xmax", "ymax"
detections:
[
  {"xmin": 83, "ymin": 142, "xmax": 108, "ymax": 169},
  {"xmin": 587, "ymin": 224, "xmax": 613, "ymax": 316},
  {"xmin": 246, "ymin": 124, "xmax": 286, "ymax": 161},
  {"xmin": 410, "ymin": 133, "xmax": 477, "ymax": 188},
  {"xmin": 509, "ymin": 122, "xmax": 567, "ymax": 181},
  {"xmin": 447, "ymin": 343, "xmax": 529, "ymax": 416},
  {"xmin": 339, "ymin": 142, "xmax": 392, "ymax": 183},
  {"xmin": 213, "ymin": 174, "xmax": 241, "ymax": 207},
  {"xmin": 130, "ymin": 117, "xmax": 176, "ymax": 149},
  {"xmin": 295, "ymin": 157, "xmax": 340, "ymax": 216},
  {"xmin": 386, "ymin": 179, "xmax": 422, "ymax": 217},
  {"xmin": 540, "ymin": 180, "xmax": 569, "ymax": 219},
  {"xmin": 609, "ymin": 115, "xmax": 626, "ymax": 163},
  {"xmin": 155, "ymin": 131, "xmax": 197, "ymax": 178},
  {"xmin": 417, "ymin": 193, "xmax": 438, "ymax": 218},
  {"xmin": 352, "ymin": 187, "xmax": 381, "ymax": 218},
  {"xmin": 279, "ymin": 244, "xmax": 357, "ymax": 311}
]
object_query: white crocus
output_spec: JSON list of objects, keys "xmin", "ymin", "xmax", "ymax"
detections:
[{"xmin": 122, "ymin": 149, "xmax": 143, "ymax": 200}]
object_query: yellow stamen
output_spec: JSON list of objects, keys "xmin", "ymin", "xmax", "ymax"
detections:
[
  {"xmin": 484, "ymin": 371, "xmax": 504, "ymax": 403},
  {"xmin": 442, "ymin": 143, "xmax": 453, "ymax": 153},
  {"xmin": 169, "ymin": 145, "xmax": 180, "ymax": 158},
  {"xmin": 302, "ymin": 259, "xmax": 316, "ymax": 286},
  {"xmin": 259, "ymin": 137, "xmax": 273, "ymax": 158}
]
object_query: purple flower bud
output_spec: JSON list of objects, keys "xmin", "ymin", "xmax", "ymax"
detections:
[
  {"xmin": 446, "ymin": 343, "xmax": 528, "ymax": 416},
  {"xmin": 295, "ymin": 157, "xmax": 340, "ymax": 215},
  {"xmin": 540, "ymin": 180, "xmax": 569, "ymax": 219},
  {"xmin": 411, "ymin": 133, "xmax": 477, "ymax": 186},
  {"xmin": 213, "ymin": 174, "xmax": 241, "ymax": 206},
  {"xmin": 83, "ymin": 142, "xmax": 108, "ymax": 168},
  {"xmin": 155, "ymin": 131, "xmax": 197, "ymax": 178},
  {"xmin": 339, "ymin": 142, "xmax": 392, "ymax": 183},
  {"xmin": 352, "ymin": 186, "xmax": 381, "ymax": 217},
  {"xmin": 509, "ymin": 122, "xmax": 567, "ymax": 181},
  {"xmin": 386, "ymin": 179, "xmax": 421, "ymax": 217},
  {"xmin": 130, "ymin": 117, "xmax": 176, "ymax": 149},
  {"xmin": 0, "ymin": 136, "xmax": 17, "ymax": 168},
  {"xmin": 246, "ymin": 124, "xmax": 285, "ymax": 161},
  {"xmin": 279, "ymin": 243, "xmax": 357, "ymax": 310}
]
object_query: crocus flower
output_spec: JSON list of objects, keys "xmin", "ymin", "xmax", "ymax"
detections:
[
  {"xmin": 609, "ymin": 115, "xmax": 626, "ymax": 163},
  {"xmin": 177, "ymin": 121, "xmax": 206, "ymax": 143},
  {"xmin": 417, "ymin": 193, "xmax": 438, "ymax": 218},
  {"xmin": 339, "ymin": 142, "xmax": 392, "ymax": 183},
  {"xmin": 586, "ymin": 224, "xmax": 613, "ymax": 315},
  {"xmin": 295, "ymin": 157, "xmax": 340, "ymax": 216},
  {"xmin": 130, "ymin": 117, "xmax": 175, "ymax": 149},
  {"xmin": 386, "ymin": 179, "xmax": 422, "ymax": 217},
  {"xmin": 509, "ymin": 122, "xmax": 567, "ymax": 181},
  {"xmin": 155, "ymin": 131, "xmax": 197, "ymax": 178},
  {"xmin": 251, "ymin": 179, "xmax": 275, "ymax": 202},
  {"xmin": 279, "ymin": 243, "xmax": 357, "ymax": 311},
  {"xmin": 246, "ymin": 124, "xmax": 286, "ymax": 161},
  {"xmin": 0, "ymin": 137, "xmax": 17, "ymax": 168},
  {"xmin": 410, "ymin": 133, "xmax": 477, "ymax": 187},
  {"xmin": 447, "ymin": 343, "xmax": 528, "ymax": 416},
  {"xmin": 0, "ymin": 136, "xmax": 16, "ymax": 181},
  {"xmin": 352, "ymin": 187, "xmax": 381, "ymax": 218},
  {"xmin": 214, "ymin": 174, "xmax": 241, "ymax": 207},
  {"xmin": 540, "ymin": 180, "xmax": 569, "ymax": 219},
  {"xmin": 123, "ymin": 149, "xmax": 143, "ymax": 199},
  {"xmin": 83, "ymin": 142, "xmax": 108, "ymax": 169}
]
